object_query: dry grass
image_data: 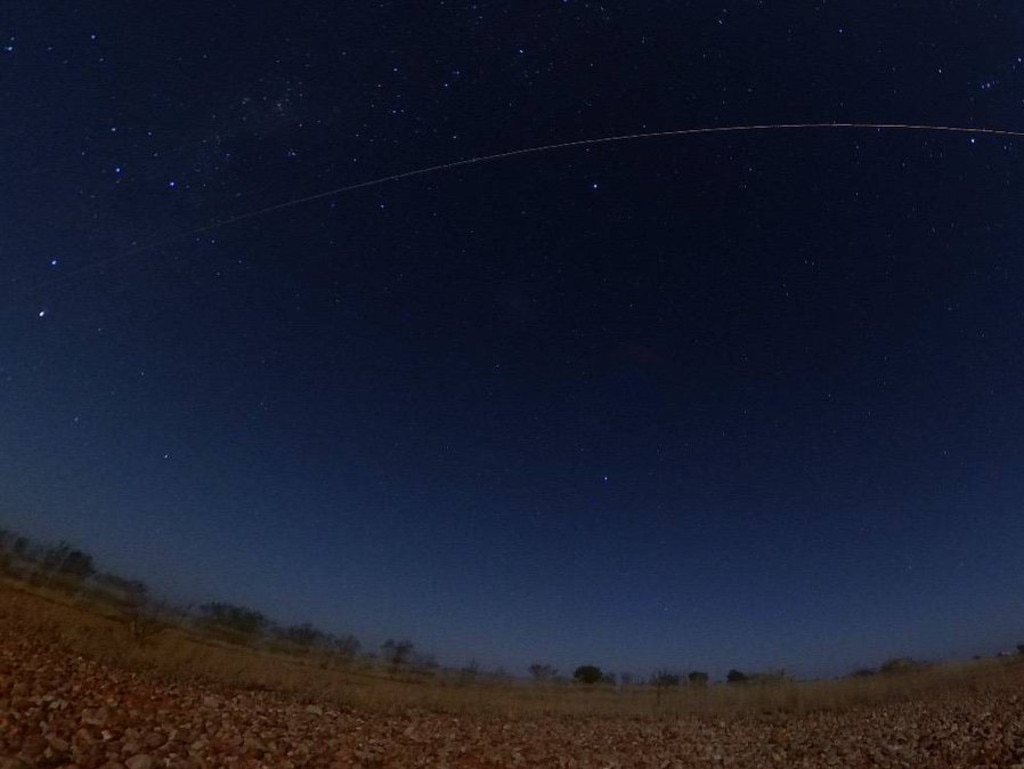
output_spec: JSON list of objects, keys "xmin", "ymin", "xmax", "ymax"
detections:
[
  {"xmin": 2, "ymin": 574, "xmax": 1022, "ymax": 721},
  {"xmin": 5, "ymin": 576, "xmax": 1024, "ymax": 768}
]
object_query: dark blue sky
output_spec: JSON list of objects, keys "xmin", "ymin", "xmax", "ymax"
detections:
[{"xmin": 3, "ymin": 1, "xmax": 1024, "ymax": 680}]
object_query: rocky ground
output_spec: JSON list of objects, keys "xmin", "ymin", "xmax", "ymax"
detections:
[{"xmin": 3, "ymin": 591, "xmax": 1024, "ymax": 767}]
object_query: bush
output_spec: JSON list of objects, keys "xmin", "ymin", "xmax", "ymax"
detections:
[
  {"xmin": 328, "ymin": 633, "xmax": 361, "ymax": 658},
  {"xmin": 880, "ymin": 657, "xmax": 927, "ymax": 675},
  {"xmin": 42, "ymin": 542, "xmax": 95, "ymax": 581},
  {"xmin": 459, "ymin": 659, "xmax": 480, "ymax": 685},
  {"xmin": 726, "ymin": 669, "xmax": 749, "ymax": 685},
  {"xmin": 749, "ymin": 669, "xmax": 791, "ymax": 686},
  {"xmin": 573, "ymin": 665, "xmax": 604, "ymax": 685},
  {"xmin": 688, "ymin": 670, "xmax": 709, "ymax": 686},
  {"xmin": 93, "ymin": 572, "xmax": 149, "ymax": 607},
  {"xmin": 528, "ymin": 663, "xmax": 557, "ymax": 682},
  {"xmin": 279, "ymin": 622, "xmax": 326, "ymax": 648},
  {"xmin": 651, "ymin": 670, "xmax": 682, "ymax": 687},
  {"xmin": 198, "ymin": 602, "xmax": 267, "ymax": 637},
  {"xmin": 381, "ymin": 639, "xmax": 415, "ymax": 671}
]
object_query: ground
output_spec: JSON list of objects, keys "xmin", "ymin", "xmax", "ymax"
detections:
[{"xmin": 3, "ymin": 581, "xmax": 1024, "ymax": 768}]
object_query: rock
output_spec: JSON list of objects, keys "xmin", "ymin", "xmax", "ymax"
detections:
[
  {"xmin": 18, "ymin": 736, "xmax": 46, "ymax": 759},
  {"xmin": 45, "ymin": 734, "xmax": 70, "ymax": 754},
  {"xmin": 142, "ymin": 731, "xmax": 166, "ymax": 749},
  {"xmin": 125, "ymin": 755, "xmax": 154, "ymax": 769},
  {"xmin": 82, "ymin": 707, "xmax": 110, "ymax": 726}
]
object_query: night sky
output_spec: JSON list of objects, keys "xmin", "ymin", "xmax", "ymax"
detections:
[{"xmin": 4, "ymin": 2, "xmax": 1024, "ymax": 680}]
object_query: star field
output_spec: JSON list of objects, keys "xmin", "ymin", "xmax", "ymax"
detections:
[{"xmin": 3, "ymin": 1, "xmax": 1024, "ymax": 680}]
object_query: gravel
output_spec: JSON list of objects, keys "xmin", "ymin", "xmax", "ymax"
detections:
[{"xmin": 4, "ymin": 609, "xmax": 1024, "ymax": 766}]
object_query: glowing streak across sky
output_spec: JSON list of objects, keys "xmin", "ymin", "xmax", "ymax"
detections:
[{"xmin": 28, "ymin": 122, "xmax": 1024, "ymax": 292}]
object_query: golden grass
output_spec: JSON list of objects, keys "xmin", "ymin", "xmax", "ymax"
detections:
[{"xmin": 3, "ymin": 573, "xmax": 1022, "ymax": 722}]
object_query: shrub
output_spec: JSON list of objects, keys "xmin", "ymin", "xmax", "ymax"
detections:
[
  {"xmin": 528, "ymin": 663, "xmax": 557, "ymax": 682},
  {"xmin": 726, "ymin": 669, "xmax": 749, "ymax": 685},
  {"xmin": 489, "ymin": 667, "xmax": 512, "ymax": 684},
  {"xmin": 94, "ymin": 572, "xmax": 149, "ymax": 607},
  {"xmin": 573, "ymin": 665, "xmax": 604, "ymax": 685},
  {"xmin": 279, "ymin": 622, "xmax": 326, "ymax": 648},
  {"xmin": 880, "ymin": 657, "xmax": 927, "ymax": 675},
  {"xmin": 198, "ymin": 602, "xmax": 267, "ymax": 637},
  {"xmin": 42, "ymin": 542, "xmax": 95, "ymax": 581},
  {"xmin": 651, "ymin": 670, "xmax": 682, "ymax": 688},
  {"xmin": 688, "ymin": 670, "xmax": 709, "ymax": 686},
  {"xmin": 749, "ymin": 669, "xmax": 791, "ymax": 686},
  {"xmin": 381, "ymin": 639, "xmax": 415, "ymax": 671},
  {"xmin": 328, "ymin": 633, "xmax": 361, "ymax": 658}
]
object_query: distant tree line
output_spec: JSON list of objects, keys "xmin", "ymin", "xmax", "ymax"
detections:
[
  {"xmin": 0, "ymin": 526, "xmax": 364, "ymax": 662},
  {"xmin": 6, "ymin": 525, "xmax": 1024, "ymax": 684}
]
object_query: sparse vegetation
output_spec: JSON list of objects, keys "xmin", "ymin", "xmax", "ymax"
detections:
[
  {"xmin": 458, "ymin": 659, "xmax": 480, "ymax": 685},
  {"xmin": 41, "ymin": 541, "xmax": 96, "ymax": 581},
  {"xmin": 528, "ymin": 662, "xmax": 557, "ymax": 682},
  {"xmin": 573, "ymin": 664, "xmax": 604, "ymax": 685},
  {"xmin": 381, "ymin": 638, "xmax": 415, "ymax": 674},
  {"xmin": 880, "ymin": 656, "xmax": 930, "ymax": 675},
  {"xmin": 726, "ymin": 668, "xmax": 749, "ymax": 685},
  {"xmin": 688, "ymin": 670, "xmax": 709, "ymax": 686},
  {"xmin": 198, "ymin": 601, "xmax": 268, "ymax": 643},
  {"xmin": 651, "ymin": 670, "xmax": 682, "ymax": 688},
  {"xmin": 276, "ymin": 621, "xmax": 325, "ymax": 648},
  {"xmin": 1, "ymin": 522, "xmax": 1023, "ymax": 725}
]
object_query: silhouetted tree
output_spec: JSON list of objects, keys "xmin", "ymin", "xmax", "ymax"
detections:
[
  {"xmin": 573, "ymin": 664, "xmax": 603, "ymax": 685},
  {"xmin": 651, "ymin": 670, "xmax": 682, "ymax": 688},
  {"xmin": 850, "ymin": 667, "xmax": 876, "ymax": 678},
  {"xmin": 280, "ymin": 622, "xmax": 326, "ymax": 647},
  {"xmin": 328, "ymin": 633, "xmax": 361, "ymax": 659},
  {"xmin": 490, "ymin": 666, "xmax": 512, "ymax": 684},
  {"xmin": 749, "ymin": 669, "xmax": 791, "ymax": 686},
  {"xmin": 1017, "ymin": 644, "xmax": 1024, "ymax": 656},
  {"xmin": 528, "ymin": 663, "xmax": 557, "ymax": 682},
  {"xmin": 726, "ymin": 669, "xmax": 749, "ymax": 685},
  {"xmin": 198, "ymin": 602, "xmax": 267, "ymax": 637},
  {"xmin": 688, "ymin": 670, "xmax": 709, "ymax": 686},
  {"xmin": 880, "ymin": 657, "xmax": 926, "ymax": 675},
  {"xmin": 459, "ymin": 659, "xmax": 480, "ymax": 685},
  {"xmin": 95, "ymin": 572, "xmax": 149, "ymax": 607},
  {"xmin": 381, "ymin": 639, "xmax": 415, "ymax": 671},
  {"xmin": 42, "ymin": 541, "xmax": 95, "ymax": 581},
  {"xmin": 0, "ymin": 528, "xmax": 12, "ymax": 573}
]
